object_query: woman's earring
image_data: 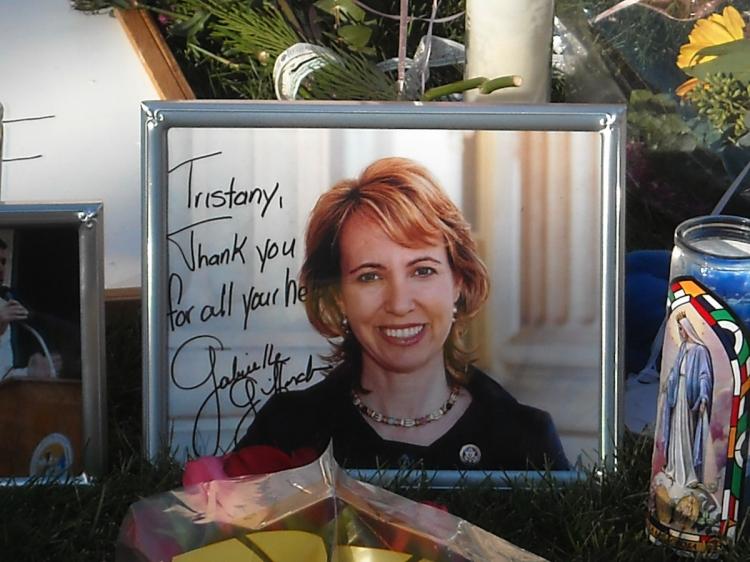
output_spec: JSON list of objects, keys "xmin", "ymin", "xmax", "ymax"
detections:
[
  {"xmin": 452, "ymin": 305, "xmax": 458, "ymax": 323},
  {"xmin": 341, "ymin": 316, "xmax": 350, "ymax": 334}
]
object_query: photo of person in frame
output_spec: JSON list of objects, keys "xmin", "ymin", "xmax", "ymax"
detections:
[
  {"xmin": 0, "ymin": 229, "xmax": 81, "ymax": 381},
  {"xmin": 0, "ymin": 224, "xmax": 84, "ymax": 477},
  {"xmin": 0, "ymin": 234, "xmax": 60, "ymax": 379},
  {"xmin": 237, "ymin": 157, "xmax": 569, "ymax": 471}
]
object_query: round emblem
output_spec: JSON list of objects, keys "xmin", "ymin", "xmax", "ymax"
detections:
[
  {"xmin": 459, "ymin": 443, "xmax": 482, "ymax": 466},
  {"xmin": 29, "ymin": 433, "xmax": 73, "ymax": 478}
]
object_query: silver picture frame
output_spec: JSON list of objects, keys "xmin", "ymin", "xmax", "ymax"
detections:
[
  {"xmin": 0, "ymin": 202, "xmax": 106, "ymax": 482},
  {"xmin": 142, "ymin": 101, "xmax": 625, "ymax": 485}
]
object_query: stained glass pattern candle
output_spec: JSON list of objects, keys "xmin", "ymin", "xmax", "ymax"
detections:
[{"xmin": 647, "ymin": 216, "xmax": 750, "ymax": 554}]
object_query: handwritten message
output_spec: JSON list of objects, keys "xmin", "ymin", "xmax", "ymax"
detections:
[{"xmin": 166, "ymin": 151, "xmax": 327, "ymax": 457}]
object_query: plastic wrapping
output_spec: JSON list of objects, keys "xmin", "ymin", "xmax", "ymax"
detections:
[{"xmin": 116, "ymin": 446, "xmax": 545, "ymax": 562}]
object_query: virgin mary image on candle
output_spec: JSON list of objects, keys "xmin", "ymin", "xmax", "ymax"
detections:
[
  {"xmin": 662, "ymin": 311, "xmax": 713, "ymax": 488},
  {"xmin": 649, "ymin": 306, "xmax": 733, "ymax": 535},
  {"xmin": 237, "ymin": 157, "xmax": 569, "ymax": 471}
]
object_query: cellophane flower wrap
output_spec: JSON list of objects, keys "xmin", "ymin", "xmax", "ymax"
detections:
[{"xmin": 115, "ymin": 446, "xmax": 544, "ymax": 562}]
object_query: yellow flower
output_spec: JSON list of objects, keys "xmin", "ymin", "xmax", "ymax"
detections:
[
  {"xmin": 677, "ymin": 6, "xmax": 745, "ymax": 69},
  {"xmin": 675, "ymin": 6, "xmax": 746, "ymax": 95}
]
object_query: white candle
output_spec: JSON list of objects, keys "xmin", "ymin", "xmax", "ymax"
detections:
[{"xmin": 464, "ymin": 0, "xmax": 555, "ymax": 103}]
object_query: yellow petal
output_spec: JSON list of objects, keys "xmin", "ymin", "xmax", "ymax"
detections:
[
  {"xmin": 677, "ymin": 43, "xmax": 706, "ymax": 69},
  {"xmin": 721, "ymin": 6, "xmax": 746, "ymax": 40},
  {"xmin": 676, "ymin": 77, "xmax": 699, "ymax": 97},
  {"xmin": 691, "ymin": 17, "xmax": 735, "ymax": 46}
]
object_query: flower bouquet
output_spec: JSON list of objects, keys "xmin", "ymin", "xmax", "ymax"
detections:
[{"xmin": 115, "ymin": 446, "xmax": 544, "ymax": 562}]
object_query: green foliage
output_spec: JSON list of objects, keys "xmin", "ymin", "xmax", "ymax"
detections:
[
  {"xmin": 90, "ymin": 0, "xmax": 487, "ymax": 103},
  {"xmin": 169, "ymin": 8, "xmax": 210, "ymax": 42},
  {"xmin": 336, "ymin": 24, "xmax": 374, "ymax": 53},
  {"xmin": 684, "ymin": 74, "xmax": 750, "ymax": 145},
  {"xmin": 628, "ymin": 90, "xmax": 698, "ymax": 152},
  {"xmin": 70, "ymin": 0, "xmax": 467, "ymax": 100},
  {"xmin": 0, "ymin": 458, "xmax": 182, "ymax": 561},
  {"xmin": 313, "ymin": 0, "xmax": 376, "ymax": 54},
  {"xmin": 170, "ymin": 0, "xmax": 301, "ymax": 98},
  {"xmin": 301, "ymin": 48, "xmax": 397, "ymax": 100},
  {"xmin": 205, "ymin": 4, "xmax": 298, "ymax": 61},
  {"xmin": 315, "ymin": 0, "xmax": 366, "ymax": 22}
]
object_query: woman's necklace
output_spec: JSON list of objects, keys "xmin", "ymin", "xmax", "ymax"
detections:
[{"xmin": 351, "ymin": 385, "xmax": 460, "ymax": 428}]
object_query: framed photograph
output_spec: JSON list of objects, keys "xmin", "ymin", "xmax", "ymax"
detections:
[
  {"xmin": 142, "ymin": 101, "xmax": 624, "ymax": 484},
  {"xmin": 0, "ymin": 203, "xmax": 106, "ymax": 480}
]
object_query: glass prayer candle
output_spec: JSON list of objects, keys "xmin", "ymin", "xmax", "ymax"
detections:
[{"xmin": 647, "ymin": 215, "xmax": 750, "ymax": 555}]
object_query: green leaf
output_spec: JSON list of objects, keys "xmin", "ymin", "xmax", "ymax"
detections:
[
  {"xmin": 694, "ymin": 38, "xmax": 750, "ymax": 59},
  {"xmin": 170, "ymin": 9, "xmax": 210, "ymax": 41},
  {"xmin": 684, "ymin": 39, "xmax": 750, "ymax": 82},
  {"xmin": 337, "ymin": 24, "xmax": 372, "ymax": 50},
  {"xmin": 314, "ymin": 0, "xmax": 366, "ymax": 22},
  {"xmin": 629, "ymin": 89, "xmax": 679, "ymax": 112}
]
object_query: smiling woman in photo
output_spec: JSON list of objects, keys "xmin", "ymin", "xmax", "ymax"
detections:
[{"xmin": 236, "ymin": 157, "xmax": 569, "ymax": 471}]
